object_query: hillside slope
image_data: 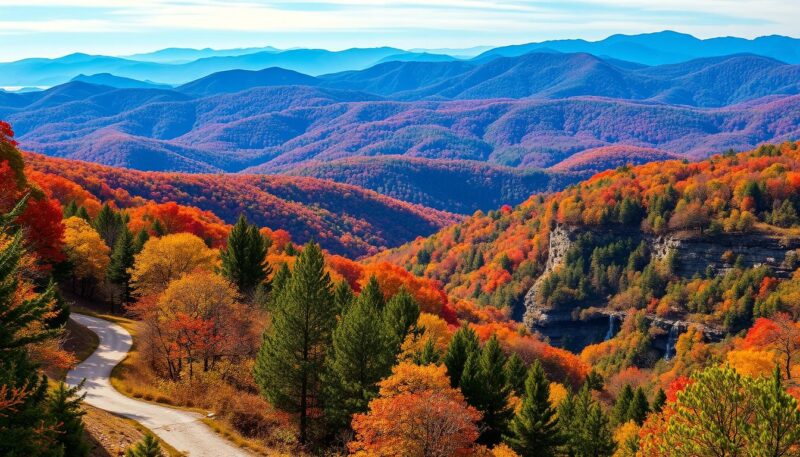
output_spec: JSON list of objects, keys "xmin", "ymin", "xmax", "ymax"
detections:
[{"xmin": 26, "ymin": 153, "xmax": 459, "ymax": 257}]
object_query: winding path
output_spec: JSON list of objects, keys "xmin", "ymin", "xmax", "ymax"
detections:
[{"xmin": 67, "ymin": 313, "xmax": 251, "ymax": 457}]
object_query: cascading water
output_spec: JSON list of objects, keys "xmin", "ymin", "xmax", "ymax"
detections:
[
  {"xmin": 664, "ymin": 322, "xmax": 680, "ymax": 361},
  {"xmin": 603, "ymin": 314, "xmax": 617, "ymax": 341}
]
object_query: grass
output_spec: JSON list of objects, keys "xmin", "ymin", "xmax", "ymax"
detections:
[{"xmin": 82, "ymin": 404, "xmax": 184, "ymax": 457}]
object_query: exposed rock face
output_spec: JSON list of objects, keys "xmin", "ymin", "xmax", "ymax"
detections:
[{"xmin": 523, "ymin": 224, "xmax": 799, "ymax": 352}]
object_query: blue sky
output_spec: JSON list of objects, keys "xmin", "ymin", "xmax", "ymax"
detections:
[{"xmin": 0, "ymin": 0, "xmax": 797, "ymax": 61}]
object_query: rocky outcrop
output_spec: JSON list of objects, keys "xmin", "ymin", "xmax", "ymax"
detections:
[{"xmin": 522, "ymin": 224, "xmax": 799, "ymax": 351}]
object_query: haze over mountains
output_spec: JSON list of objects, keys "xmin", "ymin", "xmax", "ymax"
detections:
[{"xmin": 4, "ymin": 31, "xmax": 800, "ymax": 213}]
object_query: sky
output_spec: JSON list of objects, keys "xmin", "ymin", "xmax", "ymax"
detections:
[{"xmin": 0, "ymin": 0, "xmax": 798, "ymax": 61}]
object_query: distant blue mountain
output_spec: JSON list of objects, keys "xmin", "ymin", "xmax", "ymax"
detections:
[
  {"xmin": 71, "ymin": 73, "xmax": 172, "ymax": 89},
  {"xmin": 124, "ymin": 46, "xmax": 280, "ymax": 63},
  {"xmin": 479, "ymin": 31, "xmax": 800, "ymax": 65},
  {"xmin": 178, "ymin": 67, "xmax": 320, "ymax": 96}
]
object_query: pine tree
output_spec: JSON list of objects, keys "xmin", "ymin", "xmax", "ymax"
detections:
[
  {"xmin": 333, "ymin": 280, "xmax": 354, "ymax": 316},
  {"xmin": 505, "ymin": 361, "xmax": 562, "ymax": 457},
  {"xmin": 414, "ymin": 338, "xmax": 441, "ymax": 365},
  {"xmin": 382, "ymin": 287, "xmax": 419, "ymax": 355},
  {"xmin": 263, "ymin": 262, "xmax": 291, "ymax": 311},
  {"xmin": 48, "ymin": 382, "xmax": 88, "ymax": 457},
  {"xmin": 93, "ymin": 203, "xmax": 124, "ymax": 249},
  {"xmin": 560, "ymin": 386, "xmax": 615, "ymax": 457},
  {"xmin": 612, "ymin": 385, "xmax": 634, "ymax": 425},
  {"xmin": 63, "ymin": 201, "xmax": 78, "ymax": 218},
  {"xmin": 444, "ymin": 323, "xmax": 480, "ymax": 387},
  {"xmin": 253, "ymin": 242, "xmax": 335, "ymax": 444},
  {"xmin": 125, "ymin": 434, "xmax": 163, "ymax": 457},
  {"xmin": 652, "ymin": 388, "xmax": 667, "ymax": 413},
  {"xmin": 220, "ymin": 214, "xmax": 271, "ymax": 297},
  {"xmin": 627, "ymin": 387, "xmax": 650, "ymax": 425},
  {"xmin": 459, "ymin": 335, "xmax": 513, "ymax": 445},
  {"xmin": 323, "ymin": 284, "xmax": 394, "ymax": 432},
  {"xmin": 150, "ymin": 219, "xmax": 165, "ymax": 237},
  {"xmin": 75, "ymin": 206, "xmax": 90, "ymax": 221},
  {"xmin": 107, "ymin": 227, "xmax": 136, "ymax": 308},
  {"xmin": 505, "ymin": 353, "xmax": 527, "ymax": 396},
  {"xmin": 0, "ymin": 198, "xmax": 59, "ymax": 456},
  {"xmin": 359, "ymin": 275, "xmax": 385, "ymax": 311},
  {"xmin": 133, "ymin": 229, "xmax": 149, "ymax": 254}
]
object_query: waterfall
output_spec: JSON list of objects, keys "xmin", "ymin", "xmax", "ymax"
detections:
[
  {"xmin": 603, "ymin": 314, "xmax": 617, "ymax": 341},
  {"xmin": 664, "ymin": 322, "xmax": 680, "ymax": 361}
]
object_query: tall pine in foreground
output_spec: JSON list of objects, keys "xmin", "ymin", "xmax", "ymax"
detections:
[
  {"xmin": 47, "ymin": 382, "xmax": 89, "ymax": 457},
  {"xmin": 220, "ymin": 214, "xmax": 271, "ymax": 297},
  {"xmin": 382, "ymin": 287, "xmax": 420, "ymax": 355},
  {"xmin": 444, "ymin": 323, "xmax": 480, "ymax": 387},
  {"xmin": 107, "ymin": 227, "xmax": 135, "ymax": 309},
  {"xmin": 459, "ymin": 335, "xmax": 513, "ymax": 445},
  {"xmin": 253, "ymin": 242, "xmax": 335, "ymax": 444},
  {"xmin": 323, "ymin": 276, "xmax": 394, "ymax": 432},
  {"xmin": 505, "ymin": 361, "xmax": 562, "ymax": 457}
]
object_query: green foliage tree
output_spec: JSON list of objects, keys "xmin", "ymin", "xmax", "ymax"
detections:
[
  {"xmin": 382, "ymin": 287, "xmax": 420, "ymax": 355},
  {"xmin": 47, "ymin": 382, "xmax": 88, "ymax": 457},
  {"xmin": 358, "ymin": 275, "xmax": 385, "ymax": 311},
  {"xmin": 505, "ymin": 361, "xmax": 562, "ymax": 457},
  {"xmin": 459, "ymin": 335, "xmax": 513, "ymax": 445},
  {"xmin": 652, "ymin": 388, "xmax": 667, "ymax": 413},
  {"xmin": 612, "ymin": 385, "xmax": 634, "ymax": 425},
  {"xmin": 414, "ymin": 338, "xmax": 441, "ymax": 365},
  {"xmin": 333, "ymin": 280, "xmax": 354, "ymax": 316},
  {"xmin": 133, "ymin": 229, "xmax": 149, "ymax": 254},
  {"xmin": 444, "ymin": 323, "xmax": 480, "ymax": 387},
  {"xmin": 504, "ymin": 353, "xmax": 527, "ymax": 396},
  {"xmin": 220, "ymin": 214, "xmax": 272, "ymax": 297},
  {"xmin": 107, "ymin": 227, "xmax": 136, "ymax": 308},
  {"xmin": 93, "ymin": 203, "xmax": 125, "ymax": 249},
  {"xmin": 627, "ymin": 387, "xmax": 650, "ymax": 425},
  {"xmin": 323, "ymin": 281, "xmax": 394, "ymax": 432},
  {"xmin": 559, "ymin": 386, "xmax": 615, "ymax": 457},
  {"xmin": 253, "ymin": 242, "xmax": 335, "ymax": 444},
  {"xmin": 125, "ymin": 434, "xmax": 163, "ymax": 457}
]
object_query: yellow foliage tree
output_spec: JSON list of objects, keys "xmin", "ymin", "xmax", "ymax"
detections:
[
  {"xmin": 130, "ymin": 233, "xmax": 216, "ymax": 296},
  {"xmin": 63, "ymin": 216, "xmax": 110, "ymax": 297},
  {"xmin": 399, "ymin": 312, "xmax": 453, "ymax": 361}
]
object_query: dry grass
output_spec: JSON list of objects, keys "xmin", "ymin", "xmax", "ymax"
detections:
[{"xmin": 82, "ymin": 404, "xmax": 183, "ymax": 457}]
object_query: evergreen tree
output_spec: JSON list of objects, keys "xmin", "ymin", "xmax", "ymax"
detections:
[
  {"xmin": 382, "ymin": 287, "xmax": 419, "ymax": 355},
  {"xmin": 560, "ymin": 386, "xmax": 615, "ymax": 457},
  {"xmin": 75, "ymin": 206, "xmax": 90, "ymax": 222},
  {"xmin": 323, "ymin": 285, "xmax": 394, "ymax": 432},
  {"xmin": 505, "ymin": 361, "xmax": 562, "ymax": 457},
  {"xmin": 652, "ymin": 388, "xmax": 667, "ymax": 413},
  {"xmin": 93, "ymin": 203, "xmax": 124, "ymax": 249},
  {"xmin": 220, "ymin": 214, "xmax": 271, "ymax": 297},
  {"xmin": 107, "ymin": 227, "xmax": 136, "ymax": 308},
  {"xmin": 459, "ymin": 335, "xmax": 513, "ymax": 445},
  {"xmin": 133, "ymin": 229, "xmax": 149, "ymax": 254},
  {"xmin": 150, "ymin": 219, "xmax": 165, "ymax": 237},
  {"xmin": 333, "ymin": 280, "xmax": 354, "ymax": 316},
  {"xmin": 414, "ymin": 338, "xmax": 441, "ymax": 365},
  {"xmin": 264, "ymin": 262, "xmax": 291, "ymax": 311},
  {"xmin": 0, "ymin": 198, "xmax": 61, "ymax": 456},
  {"xmin": 63, "ymin": 201, "xmax": 78, "ymax": 218},
  {"xmin": 359, "ymin": 275, "xmax": 385, "ymax": 310},
  {"xmin": 444, "ymin": 323, "xmax": 480, "ymax": 387},
  {"xmin": 504, "ymin": 353, "xmax": 527, "ymax": 395},
  {"xmin": 612, "ymin": 385, "xmax": 634, "ymax": 425},
  {"xmin": 125, "ymin": 434, "xmax": 163, "ymax": 457},
  {"xmin": 253, "ymin": 242, "xmax": 335, "ymax": 444},
  {"xmin": 627, "ymin": 387, "xmax": 650, "ymax": 425},
  {"xmin": 47, "ymin": 382, "xmax": 88, "ymax": 457}
]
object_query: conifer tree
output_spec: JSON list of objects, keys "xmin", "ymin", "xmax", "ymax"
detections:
[
  {"xmin": 63, "ymin": 201, "xmax": 78, "ymax": 218},
  {"xmin": 444, "ymin": 323, "xmax": 480, "ymax": 387},
  {"xmin": 414, "ymin": 338, "xmax": 441, "ymax": 365},
  {"xmin": 359, "ymin": 275, "xmax": 385, "ymax": 310},
  {"xmin": 133, "ymin": 229, "xmax": 149, "ymax": 254},
  {"xmin": 459, "ymin": 335, "xmax": 513, "ymax": 445},
  {"xmin": 505, "ymin": 352, "xmax": 527, "ymax": 395},
  {"xmin": 652, "ymin": 388, "xmax": 667, "ymax": 413},
  {"xmin": 107, "ymin": 227, "xmax": 136, "ymax": 308},
  {"xmin": 263, "ymin": 262, "xmax": 291, "ymax": 311},
  {"xmin": 220, "ymin": 214, "xmax": 271, "ymax": 297},
  {"xmin": 382, "ymin": 287, "xmax": 419, "ymax": 354},
  {"xmin": 75, "ymin": 206, "xmax": 90, "ymax": 221},
  {"xmin": 560, "ymin": 386, "xmax": 615, "ymax": 457},
  {"xmin": 505, "ymin": 361, "xmax": 562, "ymax": 457},
  {"xmin": 323, "ymin": 284, "xmax": 393, "ymax": 432},
  {"xmin": 150, "ymin": 219, "xmax": 165, "ymax": 237},
  {"xmin": 93, "ymin": 203, "xmax": 124, "ymax": 249},
  {"xmin": 48, "ymin": 382, "xmax": 89, "ymax": 457},
  {"xmin": 627, "ymin": 387, "xmax": 650, "ymax": 425},
  {"xmin": 612, "ymin": 385, "xmax": 634, "ymax": 425},
  {"xmin": 125, "ymin": 434, "xmax": 163, "ymax": 457},
  {"xmin": 253, "ymin": 242, "xmax": 335, "ymax": 444},
  {"xmin": 333, "ymin": 280, "xmax": 354, "ymax": 315}
]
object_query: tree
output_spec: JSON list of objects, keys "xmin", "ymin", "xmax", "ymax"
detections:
[
  {"xmin": 652, "ymin": 388, "xmax": 667, "ymax": 413},
  {"xmin": 62, "ymin": 216, "xmax": 110, "ymax": 298},
  {"xmin": 359, "ymin": 275, "xmax": 386, "ymax": 311},
  {"xmin": 383, "ymin": 287, "xmax": 420, "ymax": 356},
  {"xmin": 324, "ymin": 282, "xmax": 394, "ymax": 432},
  {"xmin": 560, "ymin": 386, "xmax": 615, "ymax": 457},
  {"xmin": 505, "ymin": 361, "xmax": 562, "ymax": 457},
  {"xmin": 659, "ymin": 365, "xmax": 800, "ymax": 457},
  {"xmin": 107, "ymin": 226, "xmax": 136, "ymax": 309},
  {"xmin": 125, "ymin": 434, "xmax": 164, "ymax": 457},
  {"xmin": 47, "ymin": 382, "xmax": 89, "ymax": 457},
  {"xmin": 460, "ymin": 335, "xmax": 513, "ymax": 445},
  {"xmin": 333, "ymin": 280, "xmax": 354, "ymax": 315},
  {"xmin": 349, "ymin": 362, "xmax": 481, "ymax": 456},
  {"xmin": 504, "ymin": 353, "xmax": 527, "ymax": 396},
  {"xmin": 220, "ymin": 214, "xmax": 271, "ymax": 297},
  {"xmin": 627, "ymin": 387, "xmax": 650, "ymax": 425},
  {"xmin": 93, "ymin": 203, "xmax": 125, "ymax": 249},
  {"xmin": 253, "ymin": 242, "xmax": 335, "ymax": 444},
  {"xmin": 0, "ymin": 197, "xmax": 60, "ymax": 455},
  {"xmin": 743, "ymin": 313, "xmax": 800, "ymax": 381},
  {"xmin": 130, "ymin": 233, "xmax": 216, "ymax": 296},
  {"xmin": 444, "ymin": 323, "xmax": 480, "ymax": 387},
  {"xmin": 612, "ymin": 385, "xmax": 634, "ymax": 426}
]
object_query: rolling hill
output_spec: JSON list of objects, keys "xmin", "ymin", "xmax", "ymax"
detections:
[{"xmin": 25, "ymin": 153, "xmax": 459, "ymax": 257}]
